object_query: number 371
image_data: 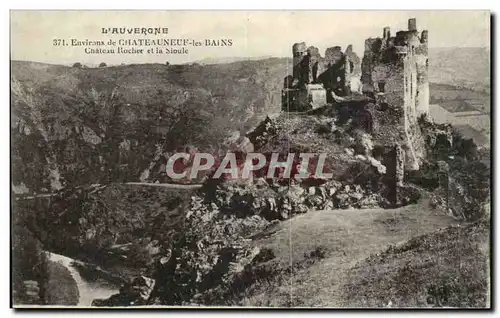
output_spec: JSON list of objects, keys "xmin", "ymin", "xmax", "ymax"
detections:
[{"xmin": 53, "ymin": 39, "xmax": 67, "ymax": 46}]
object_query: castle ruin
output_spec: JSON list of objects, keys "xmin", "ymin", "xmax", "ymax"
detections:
[
  {"xmin": 362, "ymin": 17, "xmax": 429, "ymax": 118},
  {"xmin": 282, "ymin": 43, "xmax": 362, "ymax": 112},
  {"xmin": 282, "ymin": 18, "xmax": 430, "ymax": 172}
]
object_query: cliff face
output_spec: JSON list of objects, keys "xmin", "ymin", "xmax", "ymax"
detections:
[{"xmin": 11, "ymin": 59, "xmax": 288, "ymax": 193}]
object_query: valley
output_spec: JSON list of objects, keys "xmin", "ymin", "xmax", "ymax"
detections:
[{"xmin": 10, "ymin": 46, "xmax": 491, "ymax": 308}]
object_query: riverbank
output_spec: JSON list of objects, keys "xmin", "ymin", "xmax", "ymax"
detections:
[{"xmin": 46, "ymin": 253, "xmax": 120, "ymax": 307}]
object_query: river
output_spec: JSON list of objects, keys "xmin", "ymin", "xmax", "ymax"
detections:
[{"xmin": 47, "ymin": 252, "xmax": 120, "ymax": 307}]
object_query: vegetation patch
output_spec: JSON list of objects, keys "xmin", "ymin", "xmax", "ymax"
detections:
[{"xmin": 343, "ymin": 219, "xmax": 489, "ymax": 308}]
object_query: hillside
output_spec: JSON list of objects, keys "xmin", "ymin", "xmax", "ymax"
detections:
[
  {"xmin": 344, "ymin": 218, "xmax": 490, "ymax": 308},
  {"xmin": 191, "ymin": 199, "xmax": 489, "ymax": 308},
  {"xmin": 428, "ymin": 47, "xmax": 490, "ymax": 94},
  {"xmin": 11, "ymin": 59, "xmax": 288, "ymax": 193},
  {"xmin": 13, "ymin": 183, "xmax": 198, "ymax": 276},
  {"xmin": 236, "ymin": 200, "xmax": 460, "ymax": 307},
  {"xmin": 10, "ymin": 46, "xmax": 491, "ymax": 308},
  {"xmin": 427, "ymin": 48, "xmax": 490, "ymax": 147},
  {"xmin": 190, "ymin": 56, "xmax": 274, "ymax": 65},
  {"xmin": 11, "ymin": 47, "xmax": 490, "ymax": 193},
  {"xmin": 363, "ymin": 219, "xmax": 484, "ymax": 308}
]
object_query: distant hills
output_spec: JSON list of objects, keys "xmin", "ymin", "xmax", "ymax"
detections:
[
  {"xmin": 10, "ymin": 58, "xmax": 287, "ymax": 192},
  {"xmin": 186, "ymin": 47, "xmax": 491, "ymax": 92},
  {"xmin": 10, "ymin": 47, "xmax": 490, "ymax": 193},
  {"xmin": 189, "ymin": 55, "xmax": 274, "ymax": 65},
  {"xmin": 428, "ymin": 47, "xmax": 490, "ymax": 93}
]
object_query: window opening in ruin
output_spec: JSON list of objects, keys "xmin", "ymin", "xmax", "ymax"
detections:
[
  {"xmin": 312, "ymin": 63, "xmax": 318, "ymax": 83},
  {"xmin": 378, "ymin": 81, "xmax": 386, "ymax": 93},
  {"xmin": 405, "ymin": 75, "xmax": 408, "ymax": 94},
  {"xmin": 363, "ymin": 111, "xmax": 374, "ymax": 133}
]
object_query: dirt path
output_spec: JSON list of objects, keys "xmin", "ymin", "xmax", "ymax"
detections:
[{"xmin": 124, "ymin": 182, "xmax": 202, "ymax": 189}]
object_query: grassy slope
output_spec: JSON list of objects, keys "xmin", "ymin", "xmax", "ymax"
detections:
[
  {"xmin": 45, "ymin": 260, "xmax": 80, "ymax": 306},
  {"xmin": 242, "ymin": 198, "xmax": 460, "ymax": 307},
  {"xmin": 344, "ymin": 218, "xmax": 489, "ymax": 308}
]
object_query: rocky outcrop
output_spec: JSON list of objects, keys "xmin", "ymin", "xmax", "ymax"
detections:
[
  {"xmin": 206, "ymin": 177, "xmax": 389, "ymax": 221},
  {"xmin": 133, "ymin": 171, "xmax": 402, "ymax": 305},
  {"xmin": 92, "ymin": 276, "xmax": 154, "ymax": 306},
  {"xmin": 246, "ymin": 116, "xmax": 279, "ymax": 150}
]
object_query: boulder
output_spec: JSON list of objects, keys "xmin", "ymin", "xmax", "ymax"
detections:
[
  {"xmin": 321, "ymin": 180, "xmax": 342, "ymax": 197},
  {"xmin": 367, "ymin": 156, "xmax": 386, "ymax": 174},
  {"xmin": 306, "ymin": 195, "xmax": 324, "ymax": 208},
  {"xmin": 308, "ymin": 186, "xmax": 316, "ymax": 196},
  {"xmin": 316, "ymin": 186, "xmax": 328, "ymax": 200},
  {"xmin": 92, "ymin": 275, "xmax": 155, "ymax": 306},
  {"xmin": 322, "ymin": 199, "xmax": 335, "ymax": 210},
  {"xmin": 246, "ymin": 116, "xmax": 278, "ymax": 150},
  {"xmin": 344, "ymin": 148, "xmax": 355, "ymax": 156},
  {"xmin": 279, "ymin": 185, "xmax": 307, "ymax": 219}
]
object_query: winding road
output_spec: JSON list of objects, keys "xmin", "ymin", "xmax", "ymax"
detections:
[{"xmin": 14, "ymin": 182, "xmax": 203, "ymax": 201}]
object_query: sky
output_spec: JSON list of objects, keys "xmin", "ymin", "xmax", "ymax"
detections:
[{"xmin": 10, "ymin": 10, "xmax": 490, "ymax": 65}]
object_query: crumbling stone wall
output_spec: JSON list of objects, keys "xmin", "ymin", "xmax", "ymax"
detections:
[
  {"xmin": 361, "ymin": 18, "xmax": 428, "ymax": 171},
  {"xmin": 361, "ymin": 38, "xmax": 383, "ymax": 95},
  {"xmin": 380, "ymin": 143, "xmax": 405, "ymax": 205},
  {"xmin": 292, "ymin": 42, "xmax": 307, "ymax": 83},
  {"xmin": 362, "ymin": 18, "xmax": 429, "ymax": 116},
  {"xmin": 283, "ymin": 18, "xmax": 429, "ymax": 179},
  {"xmin": 283, "ymin": 42, "xmax": 361, "ymax": 111},
  {"xmin": 415, "ymin": 30, "xmax": 429, "ymax": 117}
]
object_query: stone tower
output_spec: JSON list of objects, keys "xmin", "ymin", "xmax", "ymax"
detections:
[
  {"xmin": 415, "ymin": 29, "xmax": 429, "ymax": 117},
  {"xmin": 292, "ymin": 42, "xmax": 307, "ymax": 83},
  {"xmin": 360, "ymin": 18, "xmax": 429, "ymax": 171}
]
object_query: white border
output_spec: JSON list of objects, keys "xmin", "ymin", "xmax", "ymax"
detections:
[{"xmin": 2, "ymin": 1, "xmax": 497, "ymax": 318}]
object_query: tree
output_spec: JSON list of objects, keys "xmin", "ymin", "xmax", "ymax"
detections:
[
  {"xmin": 72, "ymin": 62, "xmax": 82, "ymax": 68},
  {"xmin": 99, "ymin": 62, "xmax": 107, "ymax": 68}
]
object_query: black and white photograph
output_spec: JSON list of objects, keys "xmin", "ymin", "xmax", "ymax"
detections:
[{"xmin": 9, "ymin": 10, "xmax": 491, "ymax": 309}]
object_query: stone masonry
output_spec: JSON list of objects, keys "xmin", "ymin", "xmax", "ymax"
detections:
[
  {"xmin": 282, "ymin": 42, "xmax": 361, "ymax": 112},
  {"xmin": 282, "ymin": 18, "xmax": 431, "ymax": 183},
  {"xmin": 362, "ymin": 18, "xmax": 429, "ymax": 170}
]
